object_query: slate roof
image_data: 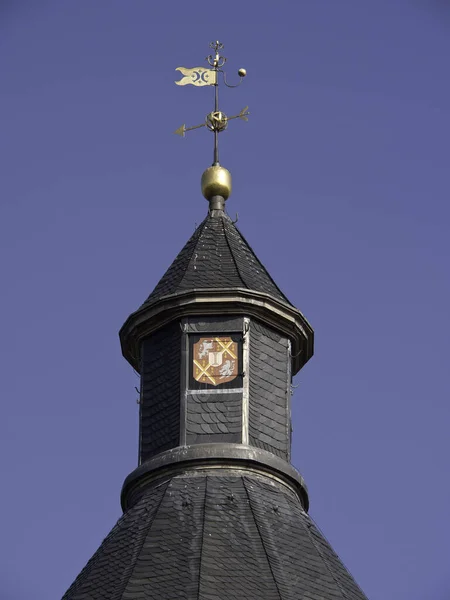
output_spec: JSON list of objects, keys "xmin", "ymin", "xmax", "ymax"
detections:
[
  {"xmin": 63, "ymin": 470, "xmax": 368, "ymax": 600},
  {"xmin": 142, "ymin": 211, "xmax": 292, "ymax": 309}
]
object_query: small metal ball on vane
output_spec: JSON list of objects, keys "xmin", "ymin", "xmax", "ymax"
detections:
[{"xmin": 174, "ymin": 41, "xmax": 249, "ymax": 206}]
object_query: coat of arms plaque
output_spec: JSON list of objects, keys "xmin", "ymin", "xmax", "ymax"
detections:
[{"xmin": 192, "ymin": 336, "xmax": 239, "ymax": 386}]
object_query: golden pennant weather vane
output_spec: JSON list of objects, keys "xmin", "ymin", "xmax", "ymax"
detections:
[{"xmin": 174, "ymin": 41, "xmax": 248, "ymax": 168}]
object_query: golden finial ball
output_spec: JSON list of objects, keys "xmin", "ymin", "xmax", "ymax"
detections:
[
  {"xmin": 201, "ymin": 165, "xmax": 232, "ymax": 201},
  {"xmin": 238, "ymin": 68, "xmax": 247, "ymax": 78}
]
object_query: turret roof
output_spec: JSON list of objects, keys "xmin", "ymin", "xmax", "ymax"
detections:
[
  {"xmin": 63, "ymin": 471, "xmax": 368, "ymax": 600},
  {"xmin": 141, "ymin": 211, "xmax": 292, "ymax": 310}
]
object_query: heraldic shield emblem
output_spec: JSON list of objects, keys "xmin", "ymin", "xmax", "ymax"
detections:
[{"xmin": 192, "ymin": 336, "xmax": 240, "ymax": 387}]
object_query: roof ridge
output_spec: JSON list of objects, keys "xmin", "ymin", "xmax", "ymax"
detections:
[
  {"xmin": 62, "ymin": 501, "xmax": 139, "ymax": 598},
  {"xmin": 221, "ymin": 215, "xmax": 247, "ymax": 289},
  {"xmin": 230, "ymin": 220, "xmax": 291, "ymax": 305},
  {"xmin": 242, "ymin": 477, "xmax": 283, "ymax": 600},
  {"xmin": 144, "ymin": 217, "xmax": 208, "ymax": 305},
  {"xmin": 113, "ymin": 481, "xmax": 170, "ymax": 600},
  {"xmin": 299, "ymin": 514, "xmax": 353, "ymax": 600},
  {"xmin": 307, "ymin": 514, "xmax": 370, "ymax": 600},
  {"xmin": 173, "ymin": 217, "xmax": 209, "ymax": 293}
]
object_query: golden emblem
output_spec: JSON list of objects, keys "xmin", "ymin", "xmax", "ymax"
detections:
[
  {"xmin": 175, "ymin": 66, "xmax": 217, "ymax": 87},
  {"xmin": 193, "ymin": 336, "xmax": 238, "ymax": 386}
]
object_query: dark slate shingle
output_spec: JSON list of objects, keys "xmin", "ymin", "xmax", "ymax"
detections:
[
  {"xmin": 142, "ymin": 212, "xmax": 291, "ymax": 309},
  {"xmin": 249, "ymin": 321, "xmax": 290, "ymax": 460},
  {"xmin": 140, "ymin": 322, "xmax": 181, "ymax": 461},
  {"xmin": 62, "ymin": 471, "xmax": 368, "ymax": 600}
]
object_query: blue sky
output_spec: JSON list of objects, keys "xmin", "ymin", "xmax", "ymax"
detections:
[{"xmin": 1, "ymin": 1, "xmax": 449, "ymax": 599}]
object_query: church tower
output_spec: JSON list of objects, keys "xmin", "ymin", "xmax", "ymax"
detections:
[{"xmin": 63, "ymin": 42, "xmax": 368, "ymax": 600}]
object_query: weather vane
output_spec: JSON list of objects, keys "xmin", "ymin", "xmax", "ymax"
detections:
[{"xmin": 174, "ymin": 41, "xmax": 248, "ymax": 208}]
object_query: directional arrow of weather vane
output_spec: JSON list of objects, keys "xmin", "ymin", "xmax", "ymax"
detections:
[
  {"xmin": 174, "ymin": 106, "xmax": 250, "ymax": 138},
  {"xmin": 173, "ymin": 40, "xmax": 249, "ymax": 165}
]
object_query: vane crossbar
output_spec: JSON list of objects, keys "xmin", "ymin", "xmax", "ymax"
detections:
[{"xmin": 175, "ymin": 107, "xmax": 249, "ymax": 138}]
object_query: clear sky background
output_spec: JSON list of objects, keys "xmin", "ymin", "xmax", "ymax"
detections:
[{"xmin": 1, "ymin": 1, "xmax": 449, "ymax": 599}]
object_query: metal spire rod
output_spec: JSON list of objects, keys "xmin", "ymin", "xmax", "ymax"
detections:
[{"xmin": 207, "ymin": 41, "xmax": 226, "ymax": 165}]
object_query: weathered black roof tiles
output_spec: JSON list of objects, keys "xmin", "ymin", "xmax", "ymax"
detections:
[
  {"xmin": 142, "ymin": 211, "xmax": 291, "ymax": 309},
  {"xmin": 63, "ymin": 471, "xmax": 368, "ymax": 600}
]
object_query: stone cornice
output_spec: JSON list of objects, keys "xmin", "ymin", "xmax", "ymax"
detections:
[
  {"xmin": 119, "ymin": 288, "xmax": 314, "ymax": 375},
  {"xmin": 121, "ymin": 443, "xmax": 309, "ymax": 512}
]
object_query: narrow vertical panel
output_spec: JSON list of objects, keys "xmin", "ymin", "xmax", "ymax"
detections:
[
  {"xmin": 286, "ymin": 339, "xmax": 292, "ymax": 462},
  {"xmin": 140, "ymin": 322, "xmax": 181, "ymax": 461},
  {"xmin": 184, "ymin": 316, "xmax": 244, "ymax": 447},
  {"xmin": 242, "ymin": 317, "xmax": 250, "ymax": 445},
  {"xmin": 248, "ymin": 320, "xmax": 290, "ymax": 460},
  {"xmin": 138, "ymin": 344, "xmax": 143, "ymax": 466},
  {"xmin": 179, "ymin": 319, "xmax": 188, "ymax": 447},
  {"xmin": 122, "ymin": 477, "xmax": 205, "ymax": 600},
  {"xmin": 200, "ymin": 476, "xmax": 281, "ymax": 600}
]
